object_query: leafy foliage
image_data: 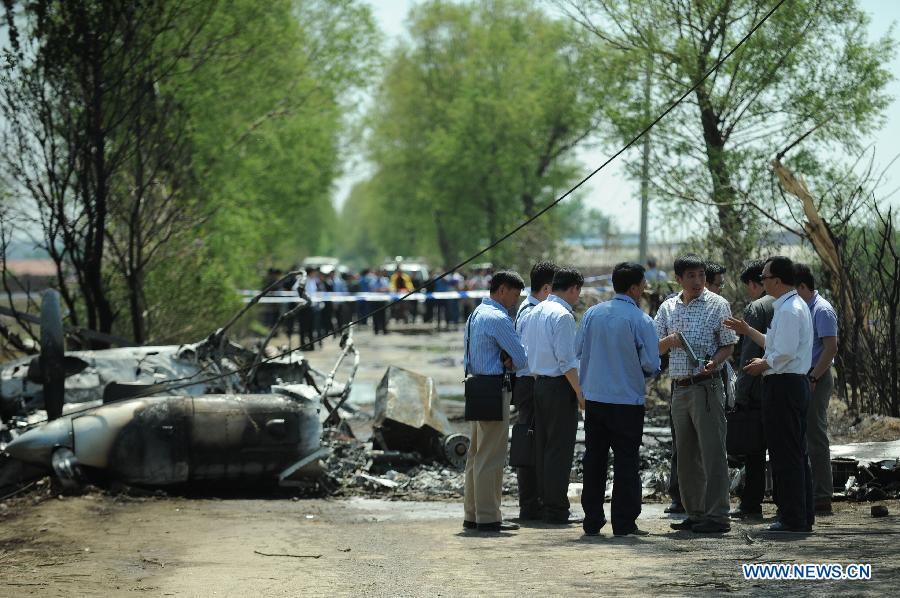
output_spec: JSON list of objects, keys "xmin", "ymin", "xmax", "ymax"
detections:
[{"xmin": 341, "ymin": 0, "xmax": 617, "ymax": 272}]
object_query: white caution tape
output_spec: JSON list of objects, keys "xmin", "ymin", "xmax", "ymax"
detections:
[{"xmin": 241, "ymin": 286, "xmax": 612, "ymax": 304}]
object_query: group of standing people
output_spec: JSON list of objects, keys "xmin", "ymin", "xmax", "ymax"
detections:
[{"xmin": 462, "ymin": 253, "xmax": 837, "ymax": 537}]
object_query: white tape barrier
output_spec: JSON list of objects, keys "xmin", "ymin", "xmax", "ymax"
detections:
[{"xmin": 241, "ymin": 285, "xmax": 613, "ymax": 304}]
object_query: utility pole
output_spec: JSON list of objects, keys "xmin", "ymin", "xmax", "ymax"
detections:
[{"xmin": 638, "ymin": 59, "xmax": 652, "ymax": 265}]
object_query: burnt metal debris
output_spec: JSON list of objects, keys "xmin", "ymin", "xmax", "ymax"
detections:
[
  {"xmin": 371, "ymin": 366, "xmax": 470, "ymax": 470},
  {"xmin": 0, "ymin": 287, "xmax": 479, "ymax": 496}
]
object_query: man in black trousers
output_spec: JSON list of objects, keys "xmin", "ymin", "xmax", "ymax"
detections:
[
  {"xmin": 577, "ymin": 263, "xmax": 661, "ymax": 536},
  {"xmin": 520, "ymin": 267, "xmax": 585, "ymax": 524},
  {"xmin": 512, "ymin": 261, "xmax": 558, "ymax": 520},
  {"xmin": 729, "ymin": 256, "xmax": 815, "ymax": 532},
  {"xmin": 729, "ymin": 260, "xmax": 774, "ymax": 519}
]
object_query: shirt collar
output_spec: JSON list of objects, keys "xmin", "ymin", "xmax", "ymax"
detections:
[
  {"xmin": 548, "ymin": 294, "xmax": 573, "ymax": 313},
  {"xmin": 676, "ymin": 287, "xmax": 708, "ymax": 305},
  {"xmin": 805, "ymin": 290, "xmax": 819, "ymax": 309},
  {"xmin": 614, "ymin": 293, "xmax": 638, "ymax": 307},
  {"xmin": 774, "ymin": 290, "xmax": 798, "ymax": 309},
  {"xmin": 527, "ymin": 294, "xmax": 541, "ymax": 306},
  {"xmin": 482, "ymin": 297, "xmax": 508, "ymax": 313}
]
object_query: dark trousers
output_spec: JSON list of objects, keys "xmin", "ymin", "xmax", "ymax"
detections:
[
  {"xmin": 738, "ymin": 407, "xmax": 766, "ymax": 511},
  {"xmin": 513, "ymin": 376, "xmax": 539, "ymax": 517},
  {"xmin": 739, "ymin": 450, "xmax": 767, "ymax": 511},
  {"xmin": 667, "ymin": 395, "xmax": 681, "ymax": 504},
  {"xmin": 534, "ymin": 376, "xmax": 579, "ymax": 521},
  {"xmin": 299, "ymin": 306, "xmax": 315, "ymax": 350},
  {"xmin": 763, "ymin": 374, "xmax": 815, "ymax": 529},
  {"xmin": 581, "ymin": 401, "xmax": 644, "ymax": 534},
  {"xmin": 372, "ymin": 306, "xmax": 388, "ymax": 334}
]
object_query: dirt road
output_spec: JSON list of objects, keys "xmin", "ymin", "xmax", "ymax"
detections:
[{"xmin": 1, "ymin": 493, "xmax": 897, "ymax": 597}]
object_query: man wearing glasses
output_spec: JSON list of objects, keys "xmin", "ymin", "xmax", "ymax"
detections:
[{"xmin": 726, "ymin": 256, "xmax": 815, "ymax": 532}]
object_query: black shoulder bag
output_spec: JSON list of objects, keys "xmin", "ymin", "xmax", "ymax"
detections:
[{"xmin": 463, "ymin": 313, "xmax": 505, "ymax": 421}]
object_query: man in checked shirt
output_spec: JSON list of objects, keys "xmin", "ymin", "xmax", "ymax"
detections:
[{"xmin": 656, "ymin": 254, "xmax": 738, "ymax": 534}]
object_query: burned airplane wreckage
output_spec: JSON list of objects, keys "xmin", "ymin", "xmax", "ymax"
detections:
[{"xmin": 0, "ymin": 288, "xmax": 471, "ymax": 496}]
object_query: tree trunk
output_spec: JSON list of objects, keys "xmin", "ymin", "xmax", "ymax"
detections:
[
  {"xmin": 695, "ymin": 84, "xmax": 747, "ymax": 277},
  {"xmin": 433, "ymin": 209, "xmax": 454, "ymax": 267}
]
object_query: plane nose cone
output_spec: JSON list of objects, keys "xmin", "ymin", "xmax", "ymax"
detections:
[{"xmin": 4, "ymin": 418, "xmax": 73, "ymax": 465}]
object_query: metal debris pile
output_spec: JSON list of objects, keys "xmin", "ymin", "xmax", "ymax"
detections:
[
  {"xmin": 834, "ymin": 457, "xmax": 900, "ymax": 501},
  {"xmin": 300, "ymin": 433, "xmax": 475, "ymax": 500}
]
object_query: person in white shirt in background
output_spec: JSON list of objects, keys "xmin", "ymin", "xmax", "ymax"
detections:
[{"xmin": 726, "ymin": 255, "xmax": 815, "ymax": 532}]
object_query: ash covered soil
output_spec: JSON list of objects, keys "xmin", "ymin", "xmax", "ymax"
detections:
[{"xmin": 2, "ymin": 326, "xmax": 900, "ymax": 596}]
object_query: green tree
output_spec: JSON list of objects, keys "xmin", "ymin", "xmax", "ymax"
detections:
[
  {"xmin": 559, "ymin": 0, "xmax": 895, "ymax": 274},
  {"xmin": 355, "ymin": 0, "xmax": 618, "ymax": 271},
  {"xmin": 1, "ymin": 0, "xmax": 379, "ymax": 343}
]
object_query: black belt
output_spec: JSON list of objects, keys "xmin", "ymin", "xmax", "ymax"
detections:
[
  {"xmin": 764, "ymin": 373, "xmax": 805, "ymax": 380},
  {"xmin": 674, "ymin": 372, "xmax": 716, "ymax": 387},
  {"xmin": 536, "ymin": 375, "xmax": 565, "ymax": 380}
]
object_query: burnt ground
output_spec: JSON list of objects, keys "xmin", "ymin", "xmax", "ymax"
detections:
[{"xmin": 1, "ymin": 326, "xmax": 899, "ymax": 596}]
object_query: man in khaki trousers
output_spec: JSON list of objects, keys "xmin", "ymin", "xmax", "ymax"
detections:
[{"xmin": 462, "ymin": 271, "xmax": 528, "ymax": 532}]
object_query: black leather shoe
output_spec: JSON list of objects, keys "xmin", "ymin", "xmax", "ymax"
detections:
[
  {"xmin": 614, "ymin": 527, "xmax": 649, "ymax": 537},
  {"xmin": 583, "ymin": 518, "xmax": 607, "ymax": 536},
  {"xmin": 768, "ymin": 521, "xmax": 812, "ymax": 533},
  {"xmin": 692, "ymin": 520, "xmax": 731, "ymax": 534},
  {"xmin": 670, "ymin": 519, "xmax": 700, "ymax": 531},
  {"xmin": 477, "ymin": 520, "xmax": 520, "ymax": 532},
  {"xmin": 729, "ymin": 506, "xmax": 763, "ymax": 519},
  {"xmin": 463, "ymin": 520, "xmax": 477, "ymax": 530},
  {"xmin": 664, "ymin": 501, "xmax": 685, "ymax": 514}
]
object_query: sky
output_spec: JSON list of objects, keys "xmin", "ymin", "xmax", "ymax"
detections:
[{"xmin": 337, "ymin": 0, "xmax": 900, "ymax": 237}]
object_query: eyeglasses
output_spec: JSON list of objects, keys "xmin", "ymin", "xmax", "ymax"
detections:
[{"xmin": 760, "ymin": 275, "xmax": 776, "ymax": 280}]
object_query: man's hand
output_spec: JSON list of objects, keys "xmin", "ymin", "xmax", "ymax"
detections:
[
  {"xmin": 500, "ymin": 350, "xmax": 513, "ymax": 370},
  {"xmin": 810, "ymin": 380, "xmax": 817, "ymax": 394},
  {"xmin": 659, "ymin": 332, "xmax": 682, "ymax": 353},
  {"xmin": 743, "ymin": 357, "xmax": 770, "ymax": 376},
  {"xmin": 703, "ymin": 359, "xmax": 717, "ymax": 373},
  {"xmin": 577, "ymin": 391, "xmax": 585, "ymax": 412},
  {"xmin": 724, "ymin": 317, "xmax": 751, "ymax": 336}
]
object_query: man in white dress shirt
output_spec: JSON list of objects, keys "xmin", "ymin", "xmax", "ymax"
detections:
[
  {"xmin": 521, "ymin": 267, "xmax": 585, "ymax": 525},
  {"xmin": 728, "ymin": 255, "xmax": 815, "ymax": 532}
]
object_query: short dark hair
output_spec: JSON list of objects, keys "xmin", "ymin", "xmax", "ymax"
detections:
[
  {"xmin": 529, "ymin": 261, "xmax": 559, "ymax": 292},
  {"xmin": 764, "ymin": 255, "xmax": 795, "ymax": 286},
  {"xmin": 551, "ymin": 267, "xmax": 584, "ymax": 292},
  {"xmin": 705, "ymin": 262, "xmax": 726, "ymax": 280},
  {"xmin": 793, "ymin": 263, "xmax": 816, "ymax": 290},
  {"xmin": 647, "ymin": 257, "xmax": 657, "ymax": 268},
  {"xmin": 612, "ymin": 262, "xmax": 645, "ymax": 294},
  {"xmin": 673, "ymin": 254, "xmax": 705, "ymax": 277},
  {"xmin": 739, "ymin": 260, "xmax": 765, "ymax": 285},
  {"xmin": 489, "ymin": 270, "xmax": 525, "ymax": 293}
]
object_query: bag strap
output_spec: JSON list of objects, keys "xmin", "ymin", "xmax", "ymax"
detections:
[
  {"xmin": 514, "ymin": 300, "xmax": 534, "ymax": 327},
  {"xmin": 464, "ymin": 311, "xmax": 475, "ymax": 377}
]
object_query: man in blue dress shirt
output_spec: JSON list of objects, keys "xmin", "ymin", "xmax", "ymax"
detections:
[
  {"xmin": 577, "ymin": 262, "xmax": 661, "ymax": 536},
  {"xmin": 521, "ymin": 267, "xmax": 585, "ymax": 524},
  {"xmin": 794, "ymin": 263, "xmax": 839, "ymax": 515},
  {"xmin": 512, "ymin": 261, "xmax": 559, "ymax": 520},
  {"xmin": 462, "ymin": 271, "xmax": 528, "ymax": 532}
]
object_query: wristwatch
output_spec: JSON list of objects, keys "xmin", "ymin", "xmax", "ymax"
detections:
[{"xmin": 807, "ymin": 373, "xmax": 818, "ymax": 383}]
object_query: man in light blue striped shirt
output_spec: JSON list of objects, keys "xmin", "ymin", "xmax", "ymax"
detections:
[
  {"xmin": 462, "ymin": 271, "xmax": 527, "ymax": 532},
  {"xmin": 512, "ymin": 261, "xmax": 559, "ymax": 520},
  {"xmin": 577, "ymin": 262, "xmax": 660, "ymax": 537},
  {"xmin": 521, "ymin": 267, "xmax": 585, "ymax": 524}
]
